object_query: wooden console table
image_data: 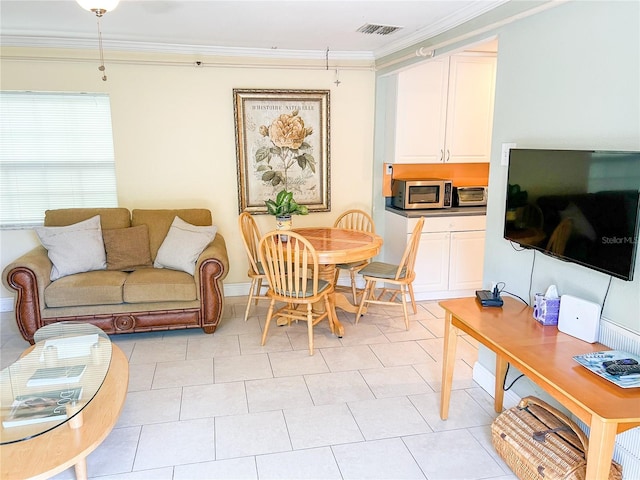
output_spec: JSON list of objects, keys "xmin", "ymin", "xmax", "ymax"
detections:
[{"xmin": 439, "ymin": 297, "xmax": 640, "ymax": 480}]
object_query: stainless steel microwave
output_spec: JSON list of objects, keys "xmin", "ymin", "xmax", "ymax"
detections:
[{"xmin": 391, "ymin": 179, "xmax": 453, "ymax": 209}]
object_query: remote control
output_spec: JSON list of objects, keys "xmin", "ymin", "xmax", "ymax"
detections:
[
  {"xmin": 604, "ymin": 363, "xmax": 640, "ymax": 376},
  {"xmin": 603, "ymin": 358, "xmax": 638, "ymax": 367}
]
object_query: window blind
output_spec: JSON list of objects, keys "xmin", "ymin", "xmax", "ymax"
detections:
[{"xmin": 0, "ymin": 91, "xmax": 118, "ymax": 228}]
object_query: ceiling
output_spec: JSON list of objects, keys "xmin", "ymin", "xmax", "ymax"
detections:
[{"xmin": 0, "ymin": 0, "xmax": 508, "ymax": 60}]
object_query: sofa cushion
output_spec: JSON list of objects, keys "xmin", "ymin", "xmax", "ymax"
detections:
[
  {"xmin": 154, "ymin": 217, "xmax": 217, "ymax": 275},
  {"xmin": 45, "ymin": 208, "xmax": 131, "ymax": 229},
  {"xmin": 131, "ymin": 209, "xmax": 212, "ymax": 260},
  {"xmin": 103, "ymin": 225, "xmax": 153, "ymax": 271},
  {"xmin": 45, "ymin": 270, "xmax": 127, "ymax": 307},
  {"xmin": 35, "ymin": 215, "xmax": 107, "ymax": 281},
  {"xmin": 123, "ymin": 268, "xmax": 197, "ymax": 303}
]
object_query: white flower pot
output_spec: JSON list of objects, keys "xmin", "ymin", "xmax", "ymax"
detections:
[{"xmin": 276, "ymin": 214, "xmax": 292, "ymax": 242}]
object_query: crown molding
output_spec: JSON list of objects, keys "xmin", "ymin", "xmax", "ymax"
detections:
[
  {"xmin": 372, "ymin": 0, "xmax": 508, "ymax": 58},
  {"xmin": 0, "ymin": 35, "xmax": 375, "ymax": 62}
]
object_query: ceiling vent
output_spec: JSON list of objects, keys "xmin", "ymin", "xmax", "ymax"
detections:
[{"xmin": 356, "ymin": 23, "xmax": 402, "ymax": 36}]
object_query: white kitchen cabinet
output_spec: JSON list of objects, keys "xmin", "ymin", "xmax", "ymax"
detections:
[
  {"xmin": 415, "ymin": 231, "xmax": 450, "ymax": 292},
  {"xmin": 449, "ymin": 230, "xmax": 486, "ymax": 290},
  {"xmin": 394, "ymin": 53, "xmax": 496, "ymax": 164},
  {"xmin": 384, "ymin": 211, "xmax": 486, "ymax": 300}
]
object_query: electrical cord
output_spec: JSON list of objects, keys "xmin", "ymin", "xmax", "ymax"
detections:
[
  {"xmin": 602, "ymin": 275, "xmax": 613, "ymax": 310},
  {"xmin": 504, "ymin": 243, "xmax": 536, "ymax": 305},
  {"xmin": 528, "ymin": 250, "xmax": 537, "ymax": 305},
  {"xmin": 509, "ymin": 240, "xmax": 526, "ymax": 251},
  {"xmin": 502, "ymin": 363, "xmax": 525, "ymax": 391},
  {"xmin": 495, "ymin": 281, "xmax": 529, "ymax": 306},
  {"xmin": 501, "ymin": 290, "xmax": 529, "ymax": 306}
]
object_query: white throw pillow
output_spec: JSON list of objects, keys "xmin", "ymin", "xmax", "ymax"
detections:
[
  {"xmin": 154, "ymin": 216, "xmax": 217, "ymax": 275},
  {"xmin": 35, "ymin": 215, "xmax": 107, "ymax": 281}
]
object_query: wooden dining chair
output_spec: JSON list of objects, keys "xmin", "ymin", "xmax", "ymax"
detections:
[
  {"xmin": 546, "ymin": 218, "xmax": 573, "ymax": 256},
  {"xmin": 355, "ymin": 217, "xmax": 425, "ymax": 330},
  {"xmin": 238, "ymin": 212, "xmax": 269, "ymax": 322},
  {"xmin": 520, "ymin": 204, "xmax": 544, "ymax": 230},
  {"xmin": 258, "ymin": 230, "xmax": 337, "ymax": 355},
  {"xmin": 333, "ymin": 209, "xmax": 376, "ymax": 302}
]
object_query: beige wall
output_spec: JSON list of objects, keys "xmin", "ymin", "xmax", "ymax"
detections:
[{"xmin": 0, "ymin": 50, "xmax": 376, "ymax": 301}]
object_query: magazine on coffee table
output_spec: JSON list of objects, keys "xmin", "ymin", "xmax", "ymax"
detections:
[
  {"xmin": 26, "ymin": 364, "xmax": 86, "ymax": 387},
  {"xmin": 573, "ymin": 350, "xmax": 640, "ymax": 389},
  {"xmin": 2, "ymin": 387, "xmax": 83, "ymax": 428}
]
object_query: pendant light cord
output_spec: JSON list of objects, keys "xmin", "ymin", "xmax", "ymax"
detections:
[{"xmin": 96, "ymin": 15, "xmax": 107, "ymax": 81}]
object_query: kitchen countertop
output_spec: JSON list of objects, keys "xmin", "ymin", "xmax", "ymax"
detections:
[{"xmin": 385, "ymin": 205, "xmax": 487, "ymax": 218}]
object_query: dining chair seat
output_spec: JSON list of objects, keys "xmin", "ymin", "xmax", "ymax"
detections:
[
  {"xmin": 356, "ymin": 217, "xmax": 424, "ymax": 330},
  {"xmin": 358, "ymin": 262, "xmax": 407, "ymax": 280},
  {"xmin": 336, "ymin": 262, "xmax": 363, "ymax": 269}
]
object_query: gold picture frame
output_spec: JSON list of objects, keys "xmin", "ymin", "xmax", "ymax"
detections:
[{"xmin": 233, "ymin": 89, "xmax": 330, "ymax": 214}]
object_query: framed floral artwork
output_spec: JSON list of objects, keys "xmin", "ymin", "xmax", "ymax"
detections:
[{"xmin": 233, "ymin": 89, "xmax": 330, "ymax": 214}]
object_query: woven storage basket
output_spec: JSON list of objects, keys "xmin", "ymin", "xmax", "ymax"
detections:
[{"xmin": 491, "ymin": 396, "xmax": 622, "ymax": 480}]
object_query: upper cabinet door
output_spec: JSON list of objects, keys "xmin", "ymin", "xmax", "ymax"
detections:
[
  {"xmin": 393, "ymin": 53, "xmax": 496, "ymax": 164},
  {"xmin": 446, "ymin": 55, "xmax": 497, "ymax": 163},
  {"xmin": 395, "ymin": 58, "xmax": 449, "ymax": 163}
]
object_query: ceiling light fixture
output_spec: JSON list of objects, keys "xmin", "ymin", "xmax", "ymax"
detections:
[{"xmin": 76, "ymin": 0, "xmax": 120, "ymax": 81}]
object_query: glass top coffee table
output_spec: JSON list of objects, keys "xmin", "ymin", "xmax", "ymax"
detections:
[
  {"xmin": 0, "ymin": 322, "xmax": 128, "ymax": 480},
  {"xmin": 1, "ymin": 322, "xmax": 112, "ymax": 445}
]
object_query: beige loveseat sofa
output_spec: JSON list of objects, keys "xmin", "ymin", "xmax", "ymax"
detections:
[{"xmin": 3, "ymin": 208, "xmax": 229, "ymax": 343}]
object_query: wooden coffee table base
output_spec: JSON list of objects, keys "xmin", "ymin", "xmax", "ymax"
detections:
[{"xmin": 0, "ymin": 345, "xmax": 129, "ymax": 480}]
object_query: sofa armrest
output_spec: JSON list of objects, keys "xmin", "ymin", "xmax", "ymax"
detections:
[
  {"xmin": 195, "ymin": 233, "xmax": 229, "ymax": 282},
  {"xmin": 2, "ymin": 246, "xmax": 52, "ymax": 342},
  {"xmin": 195, "ymin": 233, "xmax": 229, "ymax": 332}
]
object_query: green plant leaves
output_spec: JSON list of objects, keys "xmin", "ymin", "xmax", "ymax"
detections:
[{"xmin": 265, "ymin": 189, "xmax": 309, "ymax": 215}]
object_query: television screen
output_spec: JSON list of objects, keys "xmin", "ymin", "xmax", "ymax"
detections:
[{"xmin": 504, "ymin": 149, "xmax": 640, "ymax": 280}]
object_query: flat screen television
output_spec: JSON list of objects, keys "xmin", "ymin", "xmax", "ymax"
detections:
[{"xmin": 504, "ymin": 149, "xmax": 640, "ymax": 280}]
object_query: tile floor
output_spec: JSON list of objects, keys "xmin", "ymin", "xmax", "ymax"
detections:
[{"xmin": 0, "ymin": 296, "xmax": 518, "ymax": 480}]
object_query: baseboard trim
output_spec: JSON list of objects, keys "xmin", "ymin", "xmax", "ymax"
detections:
[
  {"xmin": 224, "ymin": 282, "xmax": 252, "ymax": 298},
  {"xmin": 472, "ymin": 361, "xmax": 521, "ymax": 410},
  {"xmin": 0, "ymin": 297, "xmax": 13, "ymax": 313}
]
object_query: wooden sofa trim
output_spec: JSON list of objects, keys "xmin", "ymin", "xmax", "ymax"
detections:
[
  {"xmin": 5, "ymin": 223, "xmax": 229, "ymax": 344},
  {"xmin": 5, "ymin": 252, "xmax": 227, "ymax": 343}
]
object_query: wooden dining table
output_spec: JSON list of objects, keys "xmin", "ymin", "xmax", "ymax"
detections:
[{"xmin": 292, "ymin": 227, "xmax": 383, "ymax": 337}]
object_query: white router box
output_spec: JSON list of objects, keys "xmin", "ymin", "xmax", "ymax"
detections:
[{"xmin": 557, "ymin": 294, "xmax": 602, "ymax": 343}]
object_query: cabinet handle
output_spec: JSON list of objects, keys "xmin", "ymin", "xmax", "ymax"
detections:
[
  {"xmin": 445, "ymin": 149, "xmax": 450, "ymax": 162},
  {"xmin": 439, "ymin": 149, "xmax": 444, "ymax": 162}
]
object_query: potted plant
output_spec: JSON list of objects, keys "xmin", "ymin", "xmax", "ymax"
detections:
[
  {"xmin": 506, "ymin": 184, "xmax": 528, "ymax": 227},
  {"xmin": 265, "ymin": 189, "xmax": 308, "ymax": 239}
]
